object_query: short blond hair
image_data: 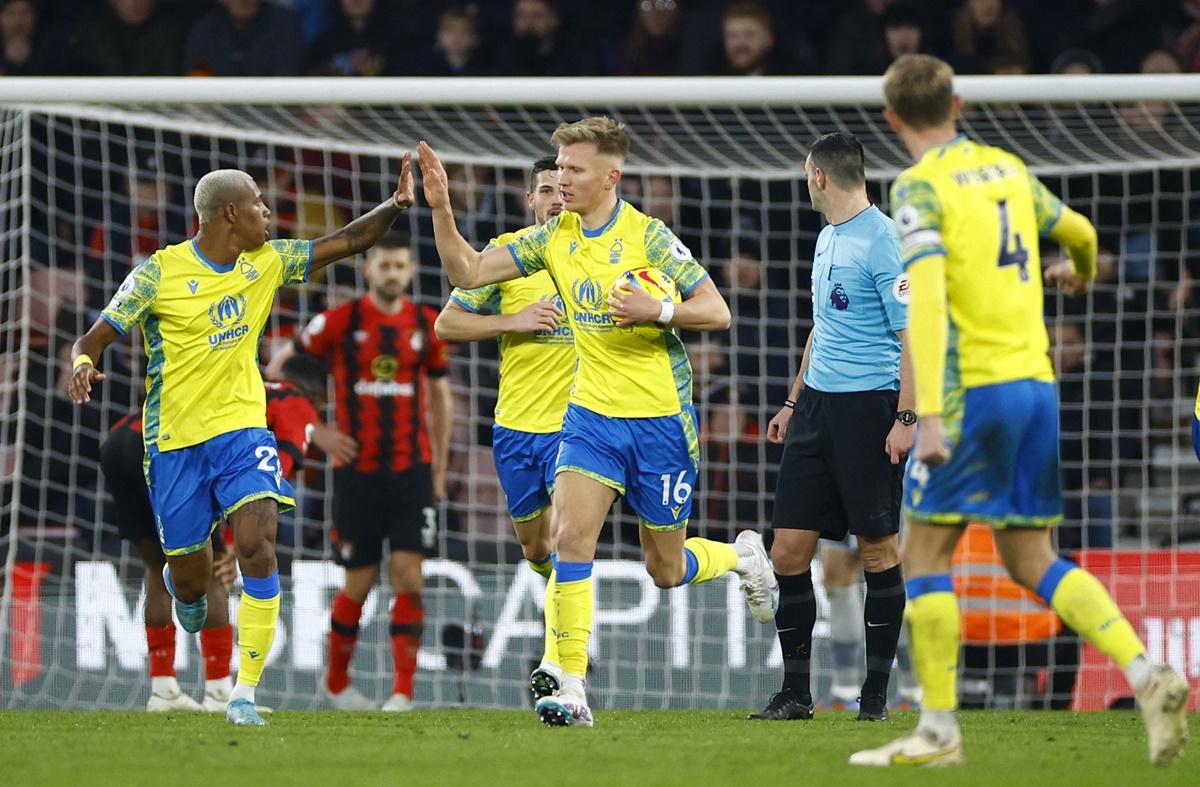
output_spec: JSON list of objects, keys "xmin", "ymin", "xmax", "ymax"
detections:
[
  {"xmin": 550, "ymin": 116, "xmax": 630, "ymax": 161},
  {"xmin": 883, "ymin": 54, "xmax": 955, "ymax": 131}
]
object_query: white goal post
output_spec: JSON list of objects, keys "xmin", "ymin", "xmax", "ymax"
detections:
[{"xmin": 1, "ymin": 75, "xmax": 1199, "ymax": 712}]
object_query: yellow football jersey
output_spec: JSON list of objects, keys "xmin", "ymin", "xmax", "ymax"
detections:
[
  {"xmin": 450, "ymin": 226, "xmax": 575, "ymax": 433},
  {"xmin": 507, "ymin": 200, "xmax": 707, "ymax": 419},
  {"xmin": 891, "ymin": 135, "xmax": 1065, "ymax": 395},
  {"xmin": 101, "ymin": 238, "xmax": 312, "ymax": 451}
]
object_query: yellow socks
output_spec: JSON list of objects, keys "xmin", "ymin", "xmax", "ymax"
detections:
[
  {"xmin": 234, "ymin": 572, "xmax": 281, "ymax": 697},
  {"xmin": 551, "ymin": 557, "xmax": 593, "ymax": 679},
  {"xmin": 528, "ymin": 554, "xmax": 553, "ymax": 579},
  {"xmin": 905, "ymin": 575, "xmax": 961, "ymax": 713},
  {"xmin": 1037, "ymin": 558, "xmax": 1146, "ymax": 671},
  {"xmin": 542, "ymin": 567, "xmax": 559, "ymax": 666},
  {"xmin": 682, "ymin": 538, "xmax": 738, "ymax": 584}
]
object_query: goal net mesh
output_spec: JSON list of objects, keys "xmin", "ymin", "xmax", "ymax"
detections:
[{"xmin": 2, "ymin": 90, "xmax": 1199, "ymax": 711}]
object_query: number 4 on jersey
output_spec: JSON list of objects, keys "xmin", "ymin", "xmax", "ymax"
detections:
[{"xmin": 996, "ymin": 199, "xmax": 1030, "ymax": 282}]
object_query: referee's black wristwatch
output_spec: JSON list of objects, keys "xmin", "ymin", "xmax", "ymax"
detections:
[{"xmin": 896, "ymin": 409, "xmax": 917, "ymax": 426}]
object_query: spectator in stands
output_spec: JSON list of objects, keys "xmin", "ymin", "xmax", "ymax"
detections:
[
  {"xmin": 826, "ymin": 0, "xmax": 893, "ymax": 75},
  {"xmin": 84, "ymin": 152, "xmax": 187, "ymax": 313},
  {"xmin": 1049, "ymin": 319, "xmax": 1115, "ymax": 550},
  {"xmin": 414, "ymin": 5, "xmax": 488, "ymax": 76},
  {"xmin": 718, "ymin": 249, "xmax": 790, "ymax": 383},
  {"xmin": 308, "ymin": 0, "xmax": 404, "ymax": 76},
  {"xmin": 618, "ymin": 0, "xmax": 685, "ymax": 76},
  {"xmin": 71, "ymin": 0, "xmax": 185, "ymax": 75},
  {"xmin": 1065, "ymin": 0, "xmax": 1177, "ymax": 74},
  {"xmin": 881, "ymin": 2, "xmax": 924, "ymax": 66},
  {"xmin": 1173, "ymin": 0, "xmax": 1200, "ymax": 72},
  {"xmin": 0, "ymin": 0, "xmax": 57, "ymax": 75},
  {"xmin": 1119, "ymin": 49, "xmax": 1182, "ymax": 132},
  {"xmin": 624, "ymin": 174, "xmax": 680, "ymax": 226},
  {"xmin": 498, "ymin": 0, "xmax": 596, "ymax": 75},
  {"xmin": 184, "ymin": 0, "xmax": 305, "ymax": 76},
  {"xmin": 716, "ymin": 0, "xmax": 810, "ymax": 75},
  {"xmin": 950, "ymin": 0, "xmax": 1031, "ymax": 75},
  {"xmin": 1050, "ymin": 47, "xmax": 1103, "ymax": 74}
]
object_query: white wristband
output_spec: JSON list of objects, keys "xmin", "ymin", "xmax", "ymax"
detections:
[{"xmin": 657, "ymin": 300, "xmax": 676, "ymax": 325}]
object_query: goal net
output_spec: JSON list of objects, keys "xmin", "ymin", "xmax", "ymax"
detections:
[{"xmin": 1, "ymin": 76, "xmax": 1199, "ymax": 712}]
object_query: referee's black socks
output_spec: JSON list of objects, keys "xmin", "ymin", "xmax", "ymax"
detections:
[
  {"xmin": 862, "ymin": 564, "xmax": 905, "ymax": 698},
  {"xmin": 774, "ymin": 570, "xmax": 816, "ymax": 703}
]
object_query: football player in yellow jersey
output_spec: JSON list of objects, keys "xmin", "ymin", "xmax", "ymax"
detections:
[
  {"xmin": 434, "ymin": 156, "xmax": 571, "ymax": 699},
  {"xmin": 417, "ymin": 118, "xmax": 778, "ymax": 727},
  {"xmin": 67, "ymin": 156, "xmax": 415, "ymax": 727},
  {"xmin": 850, "ymin": 54, "xmax": 1189, "ymax": 768}
]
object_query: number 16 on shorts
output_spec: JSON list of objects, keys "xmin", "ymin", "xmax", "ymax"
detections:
[{"xmin": 660, "ymin": 471, "xmax": 693, "ymax": 507}]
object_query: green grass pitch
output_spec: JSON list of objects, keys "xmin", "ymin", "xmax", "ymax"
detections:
[{"xmin": 2, "ymin": 709, "xmax": 1197, "ymax": 786}]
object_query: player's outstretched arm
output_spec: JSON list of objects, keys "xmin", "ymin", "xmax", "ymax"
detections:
[
  {"xmin": 416, "ymin": 141, "xmax": 521, "ymax": 289},
  {"xmin": 67, "ymin": 318, "xmax": 120, "ymax": 404},
  {"xmin": 309, "ymin": 152, "xmax": 414, "ymax": 274},
  {"xmin": 434, "ymin": 300, "xmax": 561, "ymax": 342}
]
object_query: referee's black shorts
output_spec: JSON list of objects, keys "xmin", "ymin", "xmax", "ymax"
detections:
[{"xmin": 771, "ymin": 387, "xmax": 903, "ymax": 542}]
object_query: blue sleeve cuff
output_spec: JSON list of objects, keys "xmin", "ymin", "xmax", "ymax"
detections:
[
  {"xmin": 681, "ymin": 272, "xmax": 710, "ymax": 297},
  {"xmin": 450, "ymin": 295, "xmax": 484, "ymax": 314},
  {"xmin": 507, "ymin": 243, "xmax": 530, "ymax": 276},
  {"xmin": 301, "ymin": 240, "xmax": 314, "ymax": 283},
  {"xmin": 100, "ymin": 313, "xmax": 127, "ymax": 336}
]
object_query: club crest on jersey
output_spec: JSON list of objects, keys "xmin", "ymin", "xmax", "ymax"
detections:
[
  {"xmin": 569, "ymin": 241, "xmax": 579, "ymax": 256},
  {"xmin": 609, "ymin": 238, "xmax": 623, "ymax": 265},
  {"xmin": 371, "ymin": 354, "xmax": 398, "ymax": 380},
  {"xmin": 239, "ymin": 259, "xmax": 260, "ymax": 282},
  {"xmin": 830, "ymin": 283, "xmax": 850, "ymax": 311},
  {"xmin": 187, "ymin": 279, "xmax": 199, "ymax": 294}
]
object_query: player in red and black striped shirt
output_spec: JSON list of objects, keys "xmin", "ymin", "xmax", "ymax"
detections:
[
  {"xmin": 269, "ymin": 231, "xmax": 452, "ymax": 711},
  {"xmin": 101, "ymin": 355, "xmax": 321, "ymax": 711}
]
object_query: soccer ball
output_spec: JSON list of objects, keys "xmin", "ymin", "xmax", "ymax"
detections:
[{"xmin": 612, "ymin": 267, "xmax": 681, "ymax": 329}]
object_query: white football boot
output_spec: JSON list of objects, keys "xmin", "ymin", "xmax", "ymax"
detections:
[
  {"xmin": 849, "ymin": 727, "xmax": 965, "ymax": 767},
  {"xmin": 1138, "ymin": 665, "xmax": 1190, "ymax": 766},
  {"xmin": 735, "ymin": 530, "xmax": 779, "ymax": 624},
  {"xmin": 381, "ymin": 693, "xmax": 414, "ymax": 712},
  {"xmin": 146, "ymin": 677, "xmax": 204, "ymax": 712},
  {"xmin": 323, "ymin": 677, "xmax": 377, "ymax": 711}
]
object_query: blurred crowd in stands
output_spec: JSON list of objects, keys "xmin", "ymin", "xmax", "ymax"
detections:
[{"xmin": 1, "ymin": 0, "xmax": 1199, "ymax": 79}]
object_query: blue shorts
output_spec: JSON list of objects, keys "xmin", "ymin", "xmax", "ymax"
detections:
[
  {"xmin": 492, "ymin": 425, "xmax": 561, "ymax": 523},
  {"xmin": 904, "ymin": 380, "xmax": 1062, "ymax": 528},
  {"xmin": 145, "ymin": 427, "xmax": 296, "ymax": 555},
  {"xmin": 556, "ymin": 403, "xmax": 699, "ymax": 531},
  {"xmin": 1192, "ymin": 415, "xmax": 1200, "ymax": 462}
]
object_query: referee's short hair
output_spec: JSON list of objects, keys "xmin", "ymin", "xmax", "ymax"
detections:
[{"xmin": 808, "ymin": 132, "xmax": 866, "ymax": 189}]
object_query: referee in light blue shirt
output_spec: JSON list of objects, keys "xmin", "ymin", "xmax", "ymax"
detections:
[{"xmin": 749, "ymin": 133, "xmax": 914, "ymax": 724}]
